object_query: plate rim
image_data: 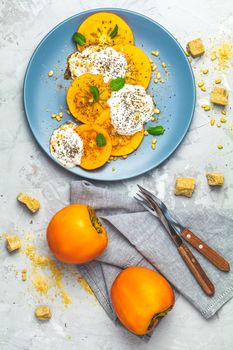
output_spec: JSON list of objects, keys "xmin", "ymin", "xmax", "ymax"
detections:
[{"xmin": 23, "ymin": 7, "xmax": 196, "ymax": 181}]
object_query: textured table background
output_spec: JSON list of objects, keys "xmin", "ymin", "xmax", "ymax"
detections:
[{"xmin": 0, "ymin": 0, "xmax": 233, "ymax": 349}]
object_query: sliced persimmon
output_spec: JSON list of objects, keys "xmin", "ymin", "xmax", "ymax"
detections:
[
  {"xmin": 66, "ymin": 73, "xmax": 112, "ymax": 124},
  {"xmin": 77, "ymin": 12, "xmax": 134, "ymax": 51},
  {"xmin": 76, "ymin": 124, "xmax": 112, "ymax": 170},
  {"xmin": 113, "ymin": 44, "xmax": 152, "ymax": 88},
  {"xmin": 96, "ymin": 109, "xmax": 144, "ymax": 156}
]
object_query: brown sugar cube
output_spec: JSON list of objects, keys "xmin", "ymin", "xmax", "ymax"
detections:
[
  {"xmin": 210, "ymin": 87, "xmax": 228, "ymax": 106},
  {"xmin": 5, "ymin": 235, "xmax": 21, "ymax": 252},
  {"xmin": 175, "ymin": 177, "xmax": 196, "ymax": 197},
  {"xmin": 206, "ymin": 173, "xmax": 224, "ymax": 186},
  {"xmin": 17, "ymin": 193, "xmax": 40, "ymax": 213},
  {"xmin": 35, "ymin": 306, "xmax": 51, "ymax": 321},
  {"xmin": 186, "ymin": 38, "xmax": 205, "ymax": 58}
]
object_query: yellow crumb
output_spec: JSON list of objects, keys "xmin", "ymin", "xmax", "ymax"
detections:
[
  {"xmin": 152, "ymin": 50, "xmax": 160, "ymax": 56},
  {"xmin": 210, "ymin": 118, "xmax": 215, "ymax": 126},
  {"xmin": 201, "ymin": 86, "xmax": 206, "ymax": 92},
  {"xmin": 77, "ymin": 276, "xmax": 95, "ymax": 296},
  {"xmin": 221, "ymin": 110, "xmax": 226, "ymax": 115},
  {"xmin": 48, "ymin": 70, "xmax": 54, "ymax": 77},
  {"xmin": 217, "ymin": 145, "xmax": 223, "ymax": 149},
  {"xmin": 202, "ymin": 69, "xmax": 209, "ymax": 74},
  {"xmin": 220, "ymin": 117, "xmax": 227, "ymax": 123},
  {"xmin": 24, "ymin": 245, "xmax": 72, "ymax": 305},
  {"xmin": 198, "ymin": 81, "xmax": 204, "ymax": 87},
  {"xmin": 215, "ymin": 79, "xmax": 222, "ymax": 84},
  {"xmin": 211, "ymin": 52, "xmax": 217, "ymax": 61},
  {"xmin": 216, "ymin": 42, "xmax": 233, "ymax": 70},
  {"xmin": 22, "ymin": 269, "xmax": 27, "ymax": 281},
  {"xmin": 32, "ymin": 274, "xmax": 49, "ymax": 294}
]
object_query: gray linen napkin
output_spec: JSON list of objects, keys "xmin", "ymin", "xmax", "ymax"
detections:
[{"xmin": 71, "ymin": 180, "xmax": 233, "ymax": 326}]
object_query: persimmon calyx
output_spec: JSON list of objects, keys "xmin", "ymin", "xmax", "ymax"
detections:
[
  {"xmin": 147, "ymin": 307, "xmax": 173, "ymax": 332},
  {"xmin": 88, "ymin": 206, "xmax": 103, "ymax": 233}
]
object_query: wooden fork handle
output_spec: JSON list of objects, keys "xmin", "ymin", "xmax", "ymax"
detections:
[
  {"xmin": 178, "ymin": 243, "xmax": 215, "ymax": 296},
  {"xmin": 181, "ymin": 228, "xmax": 230, "ymax": 272}
]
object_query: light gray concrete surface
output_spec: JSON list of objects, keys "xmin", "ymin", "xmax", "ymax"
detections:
[{"xmin": 0, "ymin": 0, "xmax": 233, "ymax": 349}]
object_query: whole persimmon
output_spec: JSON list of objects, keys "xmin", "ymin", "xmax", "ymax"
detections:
[
  {"xmin": 111, "ymin": 266, "xmax": 175, "ymax": 335},
  {"xmin": 47, "ymin": 204, "xmax": 108, "ymax": 264}
]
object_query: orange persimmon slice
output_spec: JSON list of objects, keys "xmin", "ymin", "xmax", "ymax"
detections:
[
  {"xmin": 76, "ymin": 124, "xmax": 112, "ymax": 170},
  {"xmin": 66, "ymin": 73, "xmax": 112, "ymax": 124},
  {"xmin": 113, "ymin": 44, "xmax": 152, "ymax": 88},
  {"xmin": 77, "ymin": 12, "xmax": 134, "ymax": 51},
  {"xmin": 96, "ymin": 109, "xmax": 144, "ymax": 156}
]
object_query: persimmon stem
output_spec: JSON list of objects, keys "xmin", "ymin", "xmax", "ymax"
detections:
[{"xmin": 88, "ymin": 206, "xmax": 103, "ymax": 234}]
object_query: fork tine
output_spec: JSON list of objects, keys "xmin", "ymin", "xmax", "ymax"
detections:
[
  {"xmin": 137, "ymin": 184, "xmax": 163, "ymax": 207},
  {"xmin": 134, "ymin": 193, "xmax": 152, "ymax": 208},
  {"xmin": 134, "ymin": 194, "xmax": 156, "ymax": 216}
]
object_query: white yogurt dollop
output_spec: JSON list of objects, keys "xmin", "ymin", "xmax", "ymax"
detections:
[
  {"xmin": 68, "ymin": 46, "xmax": 127, "ymax": 83},
  {"xmin": 50, "ymin": 123, "xmax": 83, "ymax": 168},
  {"xmin": 107, "ymin": 84, "xmax": 154, "ymax": 136}
]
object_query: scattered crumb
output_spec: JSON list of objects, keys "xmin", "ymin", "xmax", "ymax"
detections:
[
  {"xmin": 77, "ymin": 276, "xmax": 95, "ymax": 297},
  {"xmin": 152, "ymin": 50, "xmax": 160, "ymax": 56},
  {"xmin": 210, "ymin": 118, "xmax": 215, "ymax": 126},
  {"xmin": 32, "ymin": 274, "xmax": 49, "ymax": 294},
  {"xmin": 206, "ymin": 173, "xmax": 224, "ymax": 186},
  {"xmin": 6, "ymin": 235, "xmax": 21, "ymax": 252},
  {"xmin": 217, "ymin": 144, "xmax": 223, "ymax": 149},
  {"xmin": 35, "ymin": 306, "xmax": 51, "ymax": 321},
  {"xmin": 220, "ymin": 117, "xmax": 227, "ymax": 123},
  {"xmin": 154, "ymin": 108, "xmax": 160, "ymax": 114},
  {"xmin": 21, "ymin": 269, "xmax": 27, "ymax": 281},
  {"xmin": 51, "ymin": 112, "xmax": 63, "ymax": 122},
  {"xmin": 198, "ymin": 81, "xmax": 204, "ymax": 88},
  {"xmin": 17, "ymin": 193, "xmax": 40, "ymax": 213},
  {"xmin": 211, "ymin": 42, "xmax": 233, "ymax": 70},
  {"xmin": 24, "ymin": 245, "xmax": 72, "ymax": 305},
  {"xmin": 175, "ymin": 177, "xmax": 196, "ymax": 198},
  {"xmin": 48, "ymin": 70, "xmax": 54, "ymax": 77}
]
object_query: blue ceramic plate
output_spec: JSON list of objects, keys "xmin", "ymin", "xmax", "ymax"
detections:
[{"xmin": 24, "ymin": 8, "xmax": 195, "ymax": 181}]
